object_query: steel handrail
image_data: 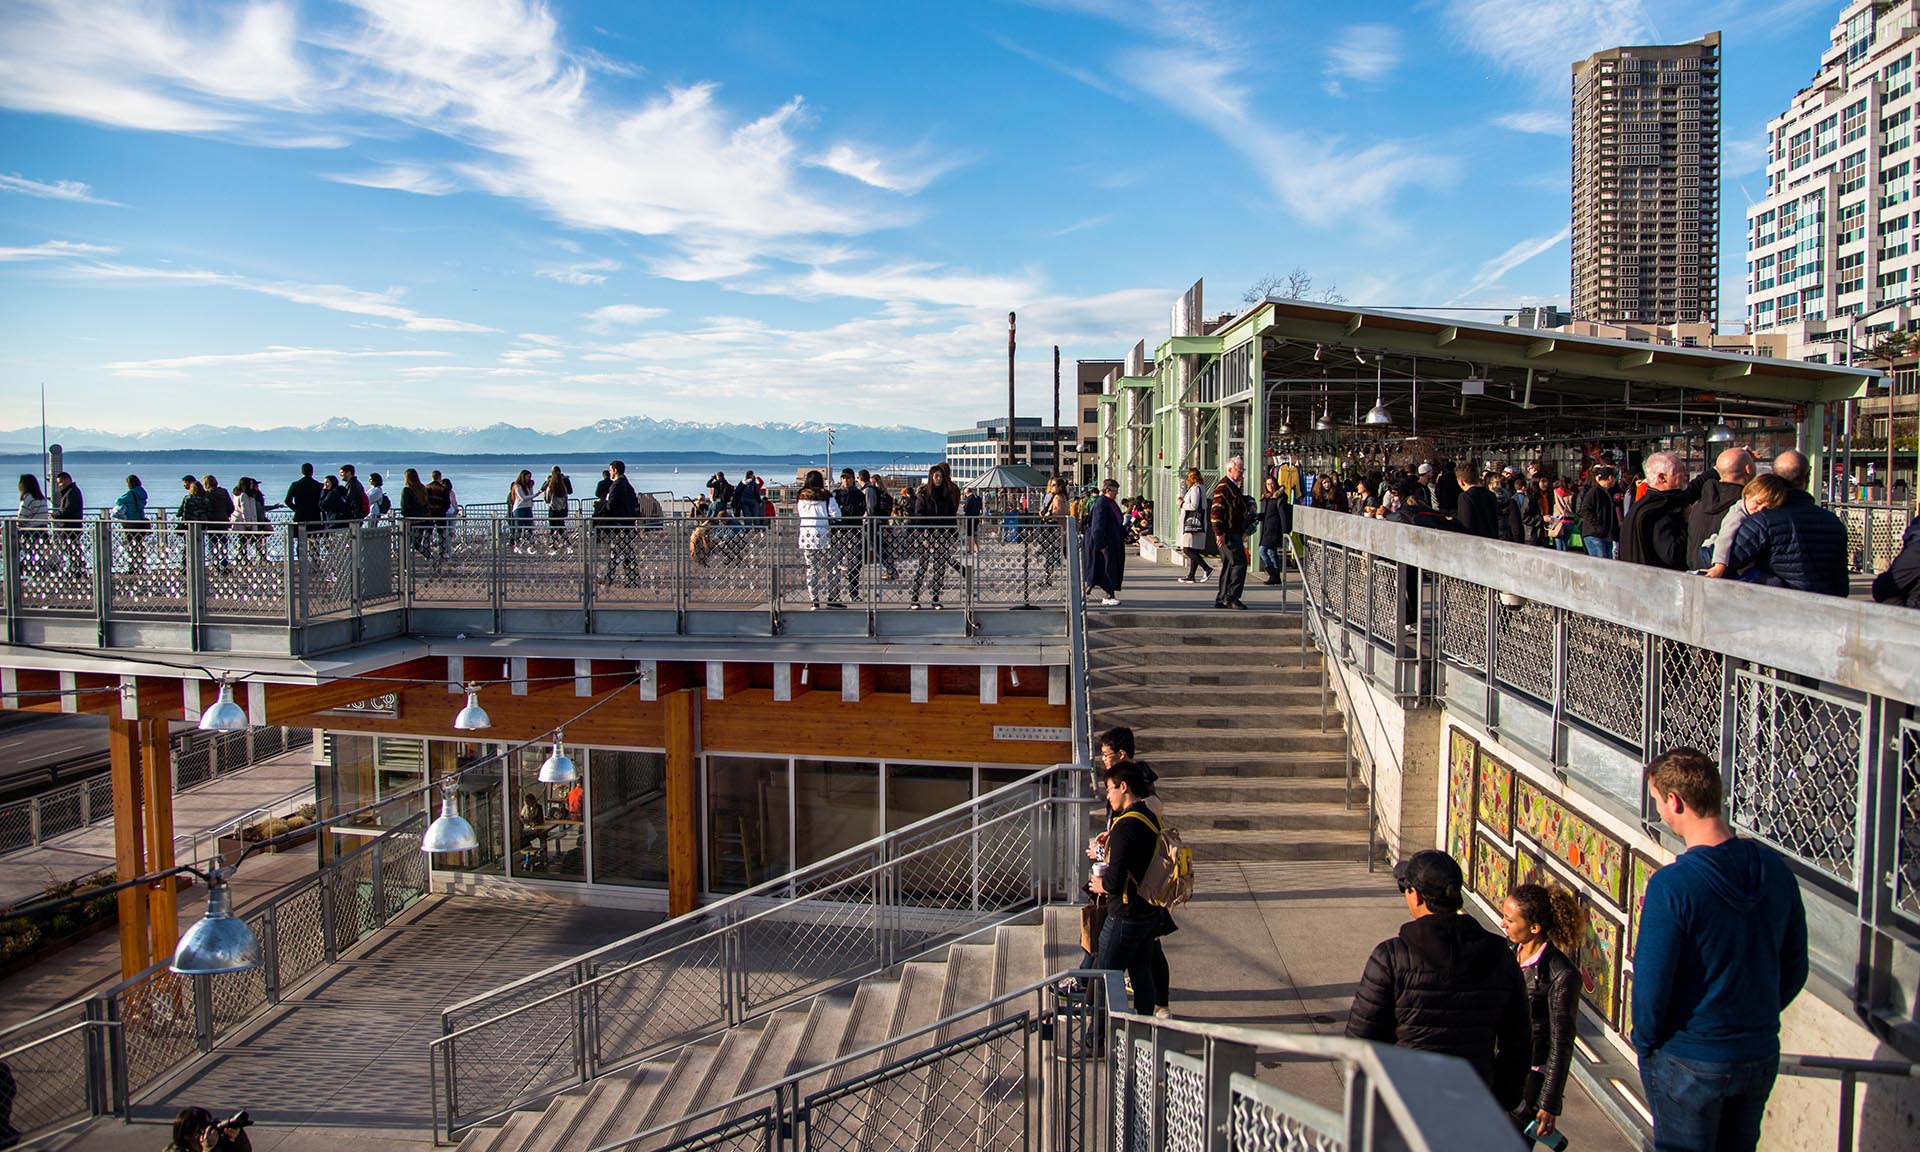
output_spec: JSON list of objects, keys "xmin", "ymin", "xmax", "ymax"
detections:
[
  {"xmin": 1777, "ymin": 1053, "xmax": 1919, "ymax": 1152},
  {"xmin": 587, "ymin": 968, "xmax": 1131, "ymax": 1152},
  {"xmin": 434, "ymin": 787, "xmax": 1084, "ymax": 1044},
  {"xmin": 440, "ymin": 760, "xmax": 1083, "ymax": 1019}
]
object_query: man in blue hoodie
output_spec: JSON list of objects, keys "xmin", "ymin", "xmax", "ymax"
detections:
[{"xmin": 1633, "ymin": 747, "xmax": 1808, "ymax": 1152}]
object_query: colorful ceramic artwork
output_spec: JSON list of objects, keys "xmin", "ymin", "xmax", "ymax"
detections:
[
  {"xmin": 1476, "ymin": 749, "xmax": 1514, "ymax": 838},
  {"xmin": 1515, "ymin": 837, "xmax": 1551, "ymax": 890},
  {"xmin": 1446, "ymin": 728, "xmax": 1478, "ymax": 865},
  {"xmin": 1628, "ymin": 852, "xmax": 1661, "ymax": 953},
  {"xmin": 1515, "ymin": 778, "xmax": 1627, "ymax": 904},
  {"xmin": 1575, "ymin": 899, "xmax": 1623, "ymax": 1023},
  {"xmin": 1619, "ymin": 966, "xmax": 1635, "ymax": 1041},
  {"xmin": 1473, "ymin": 830, "xmax": 1513, "ymax": 905}
]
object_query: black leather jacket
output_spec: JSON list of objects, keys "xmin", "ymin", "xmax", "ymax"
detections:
[{"xmin": 1519, "ymin": 943, "xmax": 1580, "ymax": 1115}]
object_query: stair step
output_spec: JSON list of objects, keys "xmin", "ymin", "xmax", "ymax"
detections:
[
  {"xmin": 1092, "ymin": 705, "xmax": 1329, "ymax": 731},
  {"xmin": 1157, "ymin": 776, "xmax": 1365, "ymax": 805},
  {"xmin": 459, "ymin": 1112, "xmax": 540, "ymax": 1152},
  {"xmin": 938, "ymin": 943, "xmax": 998, "ymax": 1040},
  {"xmin": 513, "ymin": 1093, "xmax": 590, "ymax": 1152},
  {"xmin": 667, "ymin": 1023, "xmax": 764, "ymax": 1142},
  {"xmin": 1091, "ymin": 685, "xmax": 1323, "ymax": 708},
  {"xmin": 635, "ymin": 1043, "xmax": 719, "ymax": 1135},
  {"xmin": 787, "ymin": 993, "xmax": 856, "ymax": 1084},
  {"xmin": 727, "ymin": 1008, "xmax": 810, "ymax": 1120},
  {"xmin": 1090, "ymin": 613, "xmax": 1301, "ymax": 631},
  {"xmin": 1174, "ymin": 801, "xmax": 1369, "ymax": 833},
  {"xmin": 1044, "ymin": 905, "xmax": 1082, "ymax": 971},
  {"xmin": 992, "ymin": 923, "xmax": 1047, "ymax": 1011},
  {"xmin": 1180, "ymin": 827, "xmax": 1373, "ymax": 862},
  {"xmin": 1142, "ymin": 754, "xmax": 1348, "ymax": 779},
  {"xmin": 823, "ymin": 978, "xmax": 903, "ymax": 1089},
  {"xmin": 452, "ymin": 1121, "xmax": 511, "ymax": 1152},
  {"xmin": 569, "ymin": 1075, "xmax": 655, "ymax": 1151},
  {"xmin": 1088, "ymin": 665, "xmax": 1320, "ymax": 687},
  {"xmin": 1126, "ymin": 727, "xmax": 1348, "ymax": 754}
]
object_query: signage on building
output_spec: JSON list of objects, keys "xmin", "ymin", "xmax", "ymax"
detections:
[{"xmin": 993, "ymin": 725, "xmax": 1073, "ymax": 742}]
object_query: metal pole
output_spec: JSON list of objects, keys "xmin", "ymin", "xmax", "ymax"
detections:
[
  {"xmin": 1053, "ymin": 344, "xmax": 1062, "ymax": 485},
  {"xmin": 1007, "ymin": 311, "xmax": 1018, "ymax": 468}
]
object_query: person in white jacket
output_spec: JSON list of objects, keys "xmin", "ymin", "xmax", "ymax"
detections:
[
  {"xmin": 795, "ymin": 470, "xmax": 843, "ymax": 609},
  {"xmin": 1177, "ymin": 468, "xmax": 1213, "ymax": 583}
]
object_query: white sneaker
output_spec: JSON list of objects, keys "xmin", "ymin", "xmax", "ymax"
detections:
[
  {"xmin": 1100, "ymin": 597, "xmax": 1121, "ymax": 606},
  {"xmin": 1175, "ymin": 577, "xmax": 1194, "ymax": 583},
  {"xmin": 1153, "ymin": 1007, "xmax": 1173, "ymax": 1020}
]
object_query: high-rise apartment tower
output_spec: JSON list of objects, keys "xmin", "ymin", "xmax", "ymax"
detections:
[
  {"xmin": 1747, "ymin": 2, "xmax": 1920, "ymax": 361},
  {"xmin": 1571, "ymin": 32, "xmax": 1722, "ymax": 327}
]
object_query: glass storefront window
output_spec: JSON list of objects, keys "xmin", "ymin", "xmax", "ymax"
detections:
[
  {"xmin": 592, "ymin": 748, "xmax": 668, "ymax": 887},
  {"xmin": 794, "ymin": 759, "xmax": 880, "ymax": 867},
  {"xmin": 509, "ymin": 745, "xmax": 585, "ymax": 883},
  {"xmin": 707, "ymin": 756, "xmax": 790, "ymax": 893},
  {"xmin": 321, "ymin": 733, "xmax": 435, "ymax": 863},
  {"xmin": 431, "ymin": 739, "xmax": 505, "ymax": 876},
  {"xmin": 886, "ymin": 764, "xmax": 971, "ymax": 832}
]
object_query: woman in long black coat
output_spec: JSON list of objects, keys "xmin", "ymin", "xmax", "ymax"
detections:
[
  {"xmin": 1258, "ymin": 476, "xmax": 1292, "ymax": 584},
  {"xmin": 1083, "ymin": 480, "xmax": 1127, "ymax": 605}
]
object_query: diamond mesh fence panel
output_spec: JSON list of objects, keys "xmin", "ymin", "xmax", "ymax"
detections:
[
  {"xmin": 108, "ymin": 524, "xmax": 186, "ymax": 613},
  {"xmin": 1340, "ymin": 550, "xmax": 1366, "ymax": 635},
  {"xmin": 87, "ymin": 774, "xmax": 113, "ymax": 819},
  {"xmin": 588, "ymin": 937, "xmax": 729, "ymax": 1073},
  {"xmin": 686, "ymin": 522, "xmax": 779, "ymax": 606},
  {"xmin": 1895, "ymin": 722, "xmax": 1920, "ymax": 920},
  {"xmin": 1841, "ymin": 508, "xmax": 1867, "ymax": 571},
  {"xmin": 200, "ymin": 525, "xmax": 287, "ymax": 618},
  {"xmin": 1126, "ymin": 1036, "xmax": 1154, "ymax": 1152},
  {"xmin": 36, "ymin": 783, "xmax": 84, "ymax": 841},
  {"xmin": 208, "ymin": 919, "xmax": 270, "ymax": 1031},
  {"xmin": 408, "ymin": 517, "xmax": 496, "ymax": 604},
  {"xmin": 15, "ymin": 525, "xmax": 97, "ymax": 613},
  {"xmin": 330, "ymin": 849, "xmax": 378, "ymax": 946},
  {"xmin": 294, "ymin": 527, "xmax": 358, "ymax": 618},
  {"xmin": 1730, "ymin": 672, "xmax": 1865, "ymax": 884},
  {"xmin": 1367, "ymin": 558, "xmax": 1397, "ymax": 641},
  {"xmin": 1658, "ymin": 640, "xmax": 1725, "ymax": 763},
  {"xmin": 1437, "ymin": 577, "xmax": 1486, "ymax": 672},
  {"xmin": 1868, "ymin": 509, "xmax": 1904, "ymax": 573},
  {"xmin": 774, "ymin": 524, "xmax": 853, "ymax": 609},
  {"xmin": 971, "ymin": 519, "xmax": 1068, "ymax": 606},
  {"xmin": 1563, "ymin": 613, "xmax": 1644, "ymax": 745},
  {"xmin": 733, "ymin": 879, "xmax": 882, "ymax": 1015},
  {"xmin": 0, "ymin": 798, "xmax": 30, "ymax": 853},
  {"xmin": 1163, "ymin": 1051, "xmax": 1207, "ymax": 1152},
  {"xmin": 802, "ymin": 1014, "xmax": 1029, "ymax": 1152},
  {"xmin": 1111, "ymin": 1025, "xmax": 1130, "ymax": 1149},
  {"xmin": 1493, "ymin": 596, "xmax": 1554, "ymax": 702},
  {"xmin": 651, "ymin": 1107, "xmax": 774, "ymax": 1151},
  {"xmin": 1228, "ymin": 1077, "xmax": 1344, "ymax": 1152},
  {"xmin": 592, "ymin": 520, "xmax": 681, "ymax": 605},
  {"xmin": 443, "ymin": 981, "xmax": 590, "ymax": 1125},
  {"xmin": 891, "ymin": 788, "xmax": 1040, "ymax": 911},
  {"xmin": 0, "ymin": 1011, "xmax": 95, "ymax": 1140},
  {"xmin": 273, "ymin": 881, "xmax": 327, "ymax": 990},
  {"xmin": 117, "ymin": 970, "xmax": 201, "ymax": 1096},
  {"xmin": 876, "ymin": 526, "xmax": 962, "ymax": 608}
]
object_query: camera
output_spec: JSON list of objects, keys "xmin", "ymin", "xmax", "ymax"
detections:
[{"xmin": 221, "ymin": 1111, "xmax": 252, "ymax": 1131}]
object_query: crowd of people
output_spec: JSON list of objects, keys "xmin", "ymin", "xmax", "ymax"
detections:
[{"xmin": 1281, "ymin": 448, "xmax": 1920, "ymax": 607}]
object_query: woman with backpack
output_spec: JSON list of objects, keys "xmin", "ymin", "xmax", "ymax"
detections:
[{"xmin": 1088, "ymin": 761, "xmax": 1163, "ymax": 1016}]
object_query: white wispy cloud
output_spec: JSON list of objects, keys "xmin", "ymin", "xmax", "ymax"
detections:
[
  {"xmin": 62, "ymin": 258, "xmax": 496, "ymax": 333},
  {"xmin": 993, "ymin": 35, "xmax": 1132, "ymax": 100},
  {"xmin": 583, "ymin": 304, "xmax": 669, "ymax": 331},
  {"xmin": 807, "ymin": 143, "xmax": 960, "ymax": 194},
  {"xmin": 1452, "ymin": 226, "xmax": 1573, "ymax": 301},
  {"xmin": 1323, "ymin": 24, "xmax": 1401, "ymax": 96},
  {"xmin": 1443, "ymin": 0, "xmax": 1655, "ymax": 91},
  {"xmin": 104, "ymin": 345, "xmax": 445, "ymax": 378},
  {"xmin": 0, "ymin": 240, "xmax": 117, "ymax": 261},
  {"xmin": 1494, "ymin": 111, "xmax": 1566, "ymax": 135},
  {"xmin": 537, "ymin": 256, "xmax": 621, "ymax": 286},
  {"xmin": 325, "ymin": 163, "xmax": 456, "ymax": 195},
  {"xmin": 0, "ymin": 174, "xmax": 121, "ymax": 205},
  {"xmin": 1051, "ymin": 213, "xmax": 1115, "ymax": 237}
]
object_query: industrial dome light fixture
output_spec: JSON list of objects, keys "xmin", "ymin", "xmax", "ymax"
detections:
[
  {"xmin": 1706, "ymin": 409, "xmax": 1736, "ymax": 443},
  {"xmin": 198, "ymin": 679, "xmax": 250, "ymax": 733},
  {"xmin": 170, "ymin": 868, "xmax": 261, "ymax": 975},
  {"xmin": 1365, "ymin": 364, "xmax": 1392, "ymax": 426},
  {"xmin": 422, "ymin": 781, "xmax": 479, "ymax": 854},
  {"xmin": 537, "ymin": 731, "xmax": 578, "ymax": 784},
  {"xmin": 453, "ymin": 686, "xmax": 491, "ymax": 731}
]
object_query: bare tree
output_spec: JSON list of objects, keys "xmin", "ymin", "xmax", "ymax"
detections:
[{"xmin": 1243, "ymin": 267, "xmax": 1347, "ymax": 306}]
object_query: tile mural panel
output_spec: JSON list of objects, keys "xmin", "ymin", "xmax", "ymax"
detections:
[
  {"xmin": 1620, "ymin": 966, "xmax": 1635, "ymax": 1041},
  {"xmin": 1446, "ymin": 727, "xmax": 1477, "ymax": 864},
  {"xmin": 1472, "ymin": 827, "xmax": 1513, "ymax": 906},
  {"xmin": 1476, "ymin": 749, "xmax": 1514, "ymax": 838},
  {"xmin": 1576, "ymin": 898, "xmax": 1624, "ymax": 1025},
  {"xmin": 1515, "ymin": 777, "xmax": 1627, "ymax": 904},
  {"xmin": 1628, "ymin": 851, "xmax": 1662, "ymax": 954},
  {"xmin": 1515, "ymin": 837, "xmax": 1551, "ymax": 890}
]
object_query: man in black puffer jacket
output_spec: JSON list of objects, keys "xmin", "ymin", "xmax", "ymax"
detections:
[
  {"xmin": 1347, "ymin": 850, "xmax": 1530, "ymax": 1110},
  {"xmin": 1724, "ymin": 450, "xmax": 1848, "ymax": 596}
]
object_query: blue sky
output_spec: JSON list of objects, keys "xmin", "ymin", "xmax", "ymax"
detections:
[{"xmin": 0, "ymin": 0, "xmax": 1842, "ymax": 434}]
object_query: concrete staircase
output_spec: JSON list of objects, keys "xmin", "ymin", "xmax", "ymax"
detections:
[
  {"xmin": 454, "ymin": 907, "xmax": 1080, "ymax": 1152},
  {"xmin": 1087, "ymin": 608, "xmax": 1372, "ymax": 862}
]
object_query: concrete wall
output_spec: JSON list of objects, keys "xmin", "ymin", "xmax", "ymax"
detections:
[
  {"xmin": 1767, "ymin": 995, "xmax": 1920, "ymax": 1152},
  {"xmin": 1324, "ymin": 657, "xmax": 1440, "ymax": 864}
]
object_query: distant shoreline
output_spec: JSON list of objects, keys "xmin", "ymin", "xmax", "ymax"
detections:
[{"xmin": 2, "ymin": 448, "xmax": 941, "ymax": 462}]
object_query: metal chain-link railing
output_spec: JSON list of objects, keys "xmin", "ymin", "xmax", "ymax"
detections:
[
  {"xmin": 431, "ymin": 764, "xmax": 1094, "ymax": 1138},
  {"xmin": 0, "ymin": 812, "xmax": 427, "ymax": 1144}
]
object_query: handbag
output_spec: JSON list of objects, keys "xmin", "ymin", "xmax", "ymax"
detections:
[
  {"xmin": 1181, "ymin": 509, "xmax": 1203, "ymax": 535},
  {"xmin": 1079, "ymin": 902, "xmax": 1107, "ymax": 954}
]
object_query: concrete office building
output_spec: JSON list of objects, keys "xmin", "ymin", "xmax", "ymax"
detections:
[
  {"xmin": 944, "ymin": 417, "xmax": 1075, "ymax": 485},
  {"xmin": 1748, "ymin": 1, "xmax": 1920, "ymax": 363},
  {"xmin": 1571, "ymin": 32, "xmax": 1721, "ymax": 327}
]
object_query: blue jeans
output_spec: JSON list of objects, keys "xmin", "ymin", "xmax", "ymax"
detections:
[
  {"xmin": 1584, "ymin": 536, "xmax": 1616, "ymax": 559},
  {"xmin": 1094, "ymin": 911, "xmax": 1160, "ymax": 1016},
  {"xmin": 1639, "ymin": 1048, "xmax": 1778, "ymax": 1152}
]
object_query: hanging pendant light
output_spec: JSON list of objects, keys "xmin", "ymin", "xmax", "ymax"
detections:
[
  {"xmin": 453, "ymin": 687, "xmax": 491, "ymax": 731},
  {"xmin": 198, "ymin": 680, "xmax": 250, "ymax": 732},
  {"xmin": 170, "ymin": 869, "xmax": 260, "ymax": 975},
  {"xmin": 537, "ymin": 732, "xmax": 577, "ymax": 783},
  {"xmin": 1707, "ymin": 409, "xmax": 1736, "ymax": 443},
  {"xmin": 1314, "ymin": 373, "xmax": 1335, "ymax": 432},
  {"xmin": 1278, "ymin": 406, "xmax": 1293, "ymax": 436},
  {"xmin": 1365, "ymin": 363, "xmax": 1392, "ymax": 425},
  {"xmin": 422, "ymin": 782, "xmax": 479, "ymax": 853}
]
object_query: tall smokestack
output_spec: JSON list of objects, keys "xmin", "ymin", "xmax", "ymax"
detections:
[{"xmin": 1052, "ymin": 345, "xmax": 1061, "ymax": 484}]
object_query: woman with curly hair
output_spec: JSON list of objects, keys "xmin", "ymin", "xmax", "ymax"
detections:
[{"xmin": 1500, "ymin": 883, "xmax": 1582, "ymax": 1143}]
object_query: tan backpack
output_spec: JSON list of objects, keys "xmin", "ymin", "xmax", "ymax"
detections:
[{"xmin": 1113, "ymin": 810, "xmax": 1194, "ymax": 909}]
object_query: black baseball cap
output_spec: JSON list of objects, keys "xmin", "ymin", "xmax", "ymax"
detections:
[{"xmin": 1393, "ymin": 850, "xmax": 1464, "ymax": 910}]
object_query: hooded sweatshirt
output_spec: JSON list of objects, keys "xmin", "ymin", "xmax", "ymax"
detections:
[{"xmin": 1631, "ymin": 836, "xmax": 1807, "ymax": 1062}]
